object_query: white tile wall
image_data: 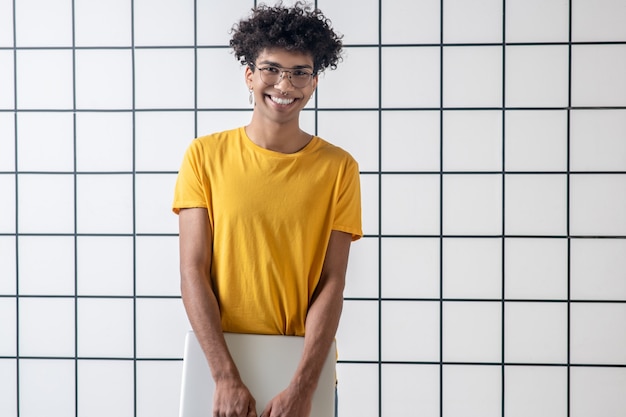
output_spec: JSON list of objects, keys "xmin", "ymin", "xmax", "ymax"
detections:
[
  {"xmin": 504, "ymin": 366, "xmax": 568, "ymax": 417},
  {"xmin": 77, "ymin": 360, "xmax": 135, "ymax": 417},
  {"xmin": 19, "ymin": 359, "xmax": 76, "ymax": 417},
  {"xmin": 443, "ymin": 238, "xmax": 502, "ymax": 298},
  {"xmin": 570, "ymin": 367, "xmax": 626, "ymax": 417},
  {"xmin": 442, "ymin": 365, "xmax": 502, "ymax": 417},
  {"xmin": 74, "ymin": 0, "xmax": 132, "ymax": 47},
  {"xmin": 505, "ymin": 110, "xmax": 568, "ymax": 171},
  {"xmin": 505, "ymin": 45, "xmax": 570, "ymax": 108},
  {"xmin": 0, "ymin": 51, "xmax": 15, "ymax": 109},
  {"xmin": 382, "ymin": 364, "xmax": 440, "ymax": 416},
  {"xmin": 2, "ymin": 0, "xmax": 625, "ymax": 416},
  {"xmin": 505, "ymin": 0, "xmax": 569, "ymax": 42}
]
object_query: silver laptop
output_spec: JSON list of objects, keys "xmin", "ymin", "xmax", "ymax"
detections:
[{"xmin": 179, "ymin": 331, "xmax": 336, "ymax": 417}]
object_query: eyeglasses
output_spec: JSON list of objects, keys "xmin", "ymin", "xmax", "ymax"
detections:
[{"xmin": 250, "ymin": 63, "xmax": 315, "ymax": 88}]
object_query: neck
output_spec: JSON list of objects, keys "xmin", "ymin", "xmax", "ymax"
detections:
[{"xmin": 245, "ymin": 117, "xmax": 311, "ymax": 154}]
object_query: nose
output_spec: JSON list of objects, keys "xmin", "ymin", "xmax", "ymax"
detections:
[{"xmin": 274, "ymin": 70, "xmax": 295, "ymax": 90}]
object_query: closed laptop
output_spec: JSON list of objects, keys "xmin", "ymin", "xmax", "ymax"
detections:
[{"xmin": 179, "ymin": 331, "xmax": 336, "ymax": 417}]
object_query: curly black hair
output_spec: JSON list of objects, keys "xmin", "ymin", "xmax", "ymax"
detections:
[{"xmin": 230, "ymin": 1, "xmax": 343, "ymax": 73}]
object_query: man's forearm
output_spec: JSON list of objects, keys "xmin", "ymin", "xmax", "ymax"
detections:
[
  {"xmin": 181, "ymin": 270, "xmax": 241, "ymax": 382},
  {"xmin": 178, "ymin": 208, "xmax": 241, "ymax": 382},
  {"xmin": 290, "ymin": 230, "xmax": 352, "ymax": 394},
  {"xmin": 293, "ymin": 281, "xmax": 344, "ymax": 393}
]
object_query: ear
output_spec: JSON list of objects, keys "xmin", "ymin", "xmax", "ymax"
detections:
[
  {"xmin": 311, "ymin": 73, "xmax": 319, "ymax": 91},
  {"xmin": 244, "ymin": 65, "xmax": 254, "ymax": 87}
]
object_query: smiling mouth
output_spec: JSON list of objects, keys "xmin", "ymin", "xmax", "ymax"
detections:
[{"xmin": 269, "ymin": 95, "xmax": 295, "ymax": 105}]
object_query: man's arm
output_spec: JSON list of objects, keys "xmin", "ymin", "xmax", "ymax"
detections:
[
  {"xmin": 178, "ymin": 208, "xmax": 257, "ymax": 417},
  {"xmin": 261, "ymin": 229, "xmax": 353, "ymax": 417}
]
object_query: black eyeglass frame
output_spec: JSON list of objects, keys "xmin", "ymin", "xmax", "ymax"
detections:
[{"xmin": 249, "ymin": 63, "xmax": 316, "ymax": 88}]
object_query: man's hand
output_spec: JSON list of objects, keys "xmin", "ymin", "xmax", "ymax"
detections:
[
  {"xmin": 213, "ymin": 377, "xmax": 257, "ymax": 417},
  {"xmin": 259, "ymin": 384, "xmax": 313, "ymax": 417}
]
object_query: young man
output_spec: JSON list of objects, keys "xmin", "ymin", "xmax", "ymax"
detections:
[{"xmin": 172, "ymin": 2, "xmax": 362, "ymax": 416}]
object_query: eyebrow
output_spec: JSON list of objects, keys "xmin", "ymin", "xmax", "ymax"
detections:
[{"xmin": 257, "ymin": 60, "xmax": 314, "ymax": 70}]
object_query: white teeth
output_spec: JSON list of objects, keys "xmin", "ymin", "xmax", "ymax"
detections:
[{"xmin": 270, "ymin": 96, "xmax": 295, "ymax": 105}]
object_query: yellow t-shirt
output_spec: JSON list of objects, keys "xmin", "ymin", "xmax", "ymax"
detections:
[{"xmin": 173, "ymin": 127, "xmax": 362, "ymax": 336}]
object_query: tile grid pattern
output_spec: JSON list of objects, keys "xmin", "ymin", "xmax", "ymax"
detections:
[
  {"xmin": 334, "ymin": 0, "xmax": 626, "ymax": 416},
  {"xmin": 1, "ymin": 0, "xmax": 625, "ymax": 416}
]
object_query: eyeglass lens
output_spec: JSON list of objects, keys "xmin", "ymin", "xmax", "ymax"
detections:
[{"xmin": 258, "ymin": 67, "xmax": 313, "ymax": 88}]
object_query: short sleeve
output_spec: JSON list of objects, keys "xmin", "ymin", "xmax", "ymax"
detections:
[
  {"xmin": 172, "ymin": 139, "xmax": 209, "ymax": 214},
  {"xmin": 333, "ymin": 157, "xmax": 363, "ymax": 241}
]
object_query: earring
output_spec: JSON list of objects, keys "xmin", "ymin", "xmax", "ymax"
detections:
[{"xmin": 249, "ymin": 89, "xmax": 254, "ymax": 105}]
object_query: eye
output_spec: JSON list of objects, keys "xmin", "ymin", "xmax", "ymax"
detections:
[
  {"xmin": 292, "ymin": 70, "xmax": 311, "ymax": 77},
  {"xmin": 262, "ymin": 66, "xmax": 280, "ymax": 74}
]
